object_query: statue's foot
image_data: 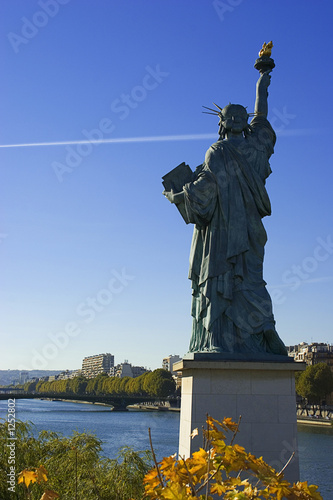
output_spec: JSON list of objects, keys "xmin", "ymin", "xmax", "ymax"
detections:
[
  {"xmin": 205, "ymin": 346, "xmax": 224, "ymax": 353},
  {"xmin": 264, "ymin": 329, "xmax": 288, "ymax": 356}
]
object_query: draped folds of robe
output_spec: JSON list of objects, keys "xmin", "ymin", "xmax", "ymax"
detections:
[{"xmin": 183, "ymin": 116, "xmax": 287, "ymax": 355}]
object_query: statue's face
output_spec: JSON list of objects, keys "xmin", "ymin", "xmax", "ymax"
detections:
[{"xmin": 219, "ymin": 104, "xmax": 248, "ymax": 135}]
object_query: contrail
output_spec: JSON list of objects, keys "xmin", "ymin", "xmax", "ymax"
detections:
[
  {"xmin": 0, "ymin": 134, "xmax": 217, "ymax": 149},
  {"xmin": 269, "ymin": 276, "xmax": 333, "ymax": 289},
  {"xmin": 0, "ymin": 129, "xmax": 319, "ymax": 149}
]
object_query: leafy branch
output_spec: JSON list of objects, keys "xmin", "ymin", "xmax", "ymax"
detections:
[{"xmin": 144, "ymin": 415, "xmax": 323, "ymax": 500}]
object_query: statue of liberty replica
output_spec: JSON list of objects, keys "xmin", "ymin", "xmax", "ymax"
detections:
[{"xmin": 163, "ymin": 42, "xmax": 288, "ymax": 357}]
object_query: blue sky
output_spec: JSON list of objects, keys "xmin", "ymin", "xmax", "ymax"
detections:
[{"xmin": 0, "ymin": 0, "xmax": 332, "ymax": 371}]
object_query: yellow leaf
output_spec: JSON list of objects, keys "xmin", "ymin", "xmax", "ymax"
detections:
[
  {"xmin": 232, "ymin": 444, "xmax": 245, "ymax": 454},
  {"xmin": 190, "ymin": 428, "xmax": 199, "ymax": 439},
  {"xmin": 222, "ymin": 417, "xmax": 239, "ymax": 432},
  {"xmin": 160, "ymin": 482, "xmax": 188, "ymax": 499},
  {"xmin": 191, "ymin": 448, "xmax": 208, "ymax": 462},
  {"xmin": 292, "ymin": 481, "xmax": 323, "ymax": 499},
  {"xmin": 268, "ymin": 484, "xmax": 292, "ymax": 500},
  {"xmin": 18, "ymin": 469, "xmax": 37, "ymax": 488},
  {"xmin": 36, "ymin": 465, "xmax": 48, "ymax": 483},
  {"xmin": 160, "ymin": 455, "xmax": 177, "ymax": 470},
  {"xmin": 144, "ymin": 468, "xmax": 159, "ymax": 482},
  {"xmin": 40, "ymin": 490, "xmax": 59, "ymax": 500},
  {"xmin": 210, "ymin": 482, "xmax": 227, "ymax": 495}
]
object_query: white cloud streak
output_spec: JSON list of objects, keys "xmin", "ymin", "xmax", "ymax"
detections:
[
  {"xmin": 0, "ymin": 129, "xmax": 321, "ymax": 149},
  {"xmin": 0, "ymin": 134, "xmax": 217, "ymax": 149},
  {"xmin": 269, "ymin": 276, "xmax": 333, "ymax": 289}
]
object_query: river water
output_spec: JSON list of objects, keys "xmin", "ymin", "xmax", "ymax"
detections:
[{"xmin": 1, "ymin": 399, "xmax": 332, "ymax": 498}]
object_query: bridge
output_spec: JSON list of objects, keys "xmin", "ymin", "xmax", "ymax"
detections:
[{"xmin": 0, "ymin": 391, "xmax": 180, "ymax": 411}]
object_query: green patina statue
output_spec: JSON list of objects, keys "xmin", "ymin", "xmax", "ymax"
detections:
[{"xmin": 163, "ymin": 44, "xmax": 288, "ymax": 357}]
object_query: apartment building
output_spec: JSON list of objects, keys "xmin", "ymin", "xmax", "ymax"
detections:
[
  {"xmin": 162, "ymin": 354, "xmax": 181, "ymax": 375},
  {"xmin": 82, "ymin": 353, "xmax": 114, "ymax": 378},
  {"xmin": 287, "ymin": 343, "xmax": 333, "ymax": 367}
]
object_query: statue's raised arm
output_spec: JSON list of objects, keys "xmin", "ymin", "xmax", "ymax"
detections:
[
  {"xmin": 254, "ymin": 40, "xmax": 275, "ymax": 118},
  {"xmin": 254, "ymin": 71, "xmax": 271, "ymax": 118}
]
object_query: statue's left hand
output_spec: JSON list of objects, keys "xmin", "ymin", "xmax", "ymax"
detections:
[{"xmin": 163, "ymin": 189, "xmax": 175, "ymax": 204}]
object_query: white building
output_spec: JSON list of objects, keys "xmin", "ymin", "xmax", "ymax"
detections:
[
  {"xmin": 110, "ymin": 361, "xmax": 148, "ymax": 378},
  {"xmin": 82, "ymin": 353, "xmax": 114, "ymax": 378},
  {"xmin": 162, "ymin": 354, "xmax": 181, "ymax": 375},
  {"xmin": 287, "ymin": 342, "xmax": 333, "ymax": 366}
]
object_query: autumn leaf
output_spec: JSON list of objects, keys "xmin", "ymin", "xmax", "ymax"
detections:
[
  {"xmin": 210, "ymin": 482, "xmax": 228, "ymax": 495},
  {"xmin": 222, "ymin": 417, "xmax": 239, "ymax": 433},
  {"xmin": 268, "ymin": 483, "xmax": 292, "ymax": 500},
  {"xmin": 190, "ymin": 428, "xmax": 198, "ymax": 439},
  {"xmin": 292, "ymin": 481, "xmax": 323, "ymax": 500},
  {"xmin": 144, "ymin": 468, "xmax": 159, "ymax": 482},
  {"xmin": 232, "ymin": 443, "xmax": 245, "ymax": 454},
  {"xmin": 191, "ymin": 448, "xmax": 208, "ymax": 462},
  {"xmin": 160, "ymin": 482, "xmax": 189, "ymax": 499},
  {"xmin": 143, "ymin": 415, "xmax": 323, "ymax": 500},
  {"xmin": 160, "ymin": 455, "xmax": 177, "ymax": 471},
  {"xmin": 224, "ymin": 492, "xmax": 248, "ymax": 499},
  {"xmin": 18, "ymin": 469, "xmax": 37, "ymax": 488},
  {"xmin": 40, "ymin": 490, "xmax": 59, "ymax": 500},
  {"xmin": 35, "ymin": 465, "xmax": 48, "ymax": 483}
]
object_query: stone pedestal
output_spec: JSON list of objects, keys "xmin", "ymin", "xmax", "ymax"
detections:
[{"xmin": 173, "ymin": 358, "xmax": 305, "ymax": 484}]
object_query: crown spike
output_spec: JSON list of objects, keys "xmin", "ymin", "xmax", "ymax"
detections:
[
  {"xmin": 202, "ymin": 105, "xmax": 220, "ymax": 114},
  {"xmin": 213, "ymin": 102, "xmax": 223, "ymax": 111},
  {"xmin": 247, "ymin": 111, "xmax": 264, "ymax": 116}
]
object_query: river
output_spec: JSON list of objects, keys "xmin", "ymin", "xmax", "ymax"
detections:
[{"xmin": 0, "ymin": 399, "xmax": 332, "ymax": 498}]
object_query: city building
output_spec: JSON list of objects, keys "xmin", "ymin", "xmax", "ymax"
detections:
[
  {"xmin": 82, "ymin": 353, "xmax": 114, "ymax": 378},
  {"xmin": 110, "ymin": 361, "xmax": 148, "ymax": 378},
  {"xmin": 47, "ymin": 369, "xmax": 82, "ymax": 382},
  {"xmin": 162, "ymin": 354, "xmax": 182, "ymax": 391},
  {"xmin": 19, "ymin": 371, "xmax": 29, "ymax": 384},
  {"xmin": 162, "ymin": 355, "xmax": 181, "ymax": 375},
  {"xmin": 287, "ymin": 342, "xmax": 333, "ymax": 367},
  {"xmin": 131, "ymin": 365, "xmax": 148, "ymax": 378}
]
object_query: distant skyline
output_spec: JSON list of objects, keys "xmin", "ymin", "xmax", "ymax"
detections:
[{"xmin": 1, "ymin": 1, "xmax": 333, "ymax": 370}]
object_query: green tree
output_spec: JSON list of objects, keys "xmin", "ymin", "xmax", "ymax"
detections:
[
  {"xmin": 296, "ymin": 362, "xmax": 333, "ymax": 404},
  {"xmin": 0, "ymin": 420, "xmax": 151, "ymax": 500},
  {"xmin": 143, "ymin": 369, "xmax": 176, "ymax": 398},
  {"xmin": 86, "ymin": 376, "xmax": 98, "ymax": 395},
  {"xmin": 23, "ymin": 380, "xmax": 38, "ymax": 392},
  {"xmin": 108, "ymin": 376, "xmax": 122, "ymax": 395},
  {"xmin": 69, "ymin": 376, "xmax": 88, "ymax": 395}
]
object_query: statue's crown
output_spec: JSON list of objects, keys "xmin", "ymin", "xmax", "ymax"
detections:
[{"xmin": 202, "ymin": 102, "xmax": 259, "ymax": 120}]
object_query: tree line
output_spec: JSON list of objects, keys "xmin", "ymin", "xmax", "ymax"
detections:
[
  {"xmin": 22, "ymin": 368, "xmax": 176, "ymax": 399},
  {"xmin": 295, "ymin": 362, "xmax": 333, "ymax": 404}
]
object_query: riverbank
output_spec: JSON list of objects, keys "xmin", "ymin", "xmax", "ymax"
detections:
[
  {"xmin": 127, "ymin": 403, "xmax": 180, "ymax": 412},
  {"xmin": 297, "ymin": 416, "xmax": 332, "ymax": 427},
  {"xmin": 39, "ymin": 398, "xmax": 181, "ymax": 411},
  {"xmin": 39, "ymin": 397, "xmax": 113, "ymax": 408}
]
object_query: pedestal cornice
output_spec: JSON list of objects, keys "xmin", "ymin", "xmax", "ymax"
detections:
[{"xmin": 174, "ymin": 358, "xmax": 306, "ymax": 372}]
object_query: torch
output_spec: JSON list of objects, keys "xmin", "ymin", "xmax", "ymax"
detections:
[{"xmin": 254, "ymin": 41, "xmax": 275, "ymax": 74}]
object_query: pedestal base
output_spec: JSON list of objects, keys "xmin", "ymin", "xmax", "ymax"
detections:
[{"xmin": 174, "ymin": 359, "xmax": 305, "ymax": 484}]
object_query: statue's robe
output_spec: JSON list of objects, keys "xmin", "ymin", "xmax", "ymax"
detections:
[{"xmin": 183, "ymin": 116, "xmax": 287, "ymax": 354}]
